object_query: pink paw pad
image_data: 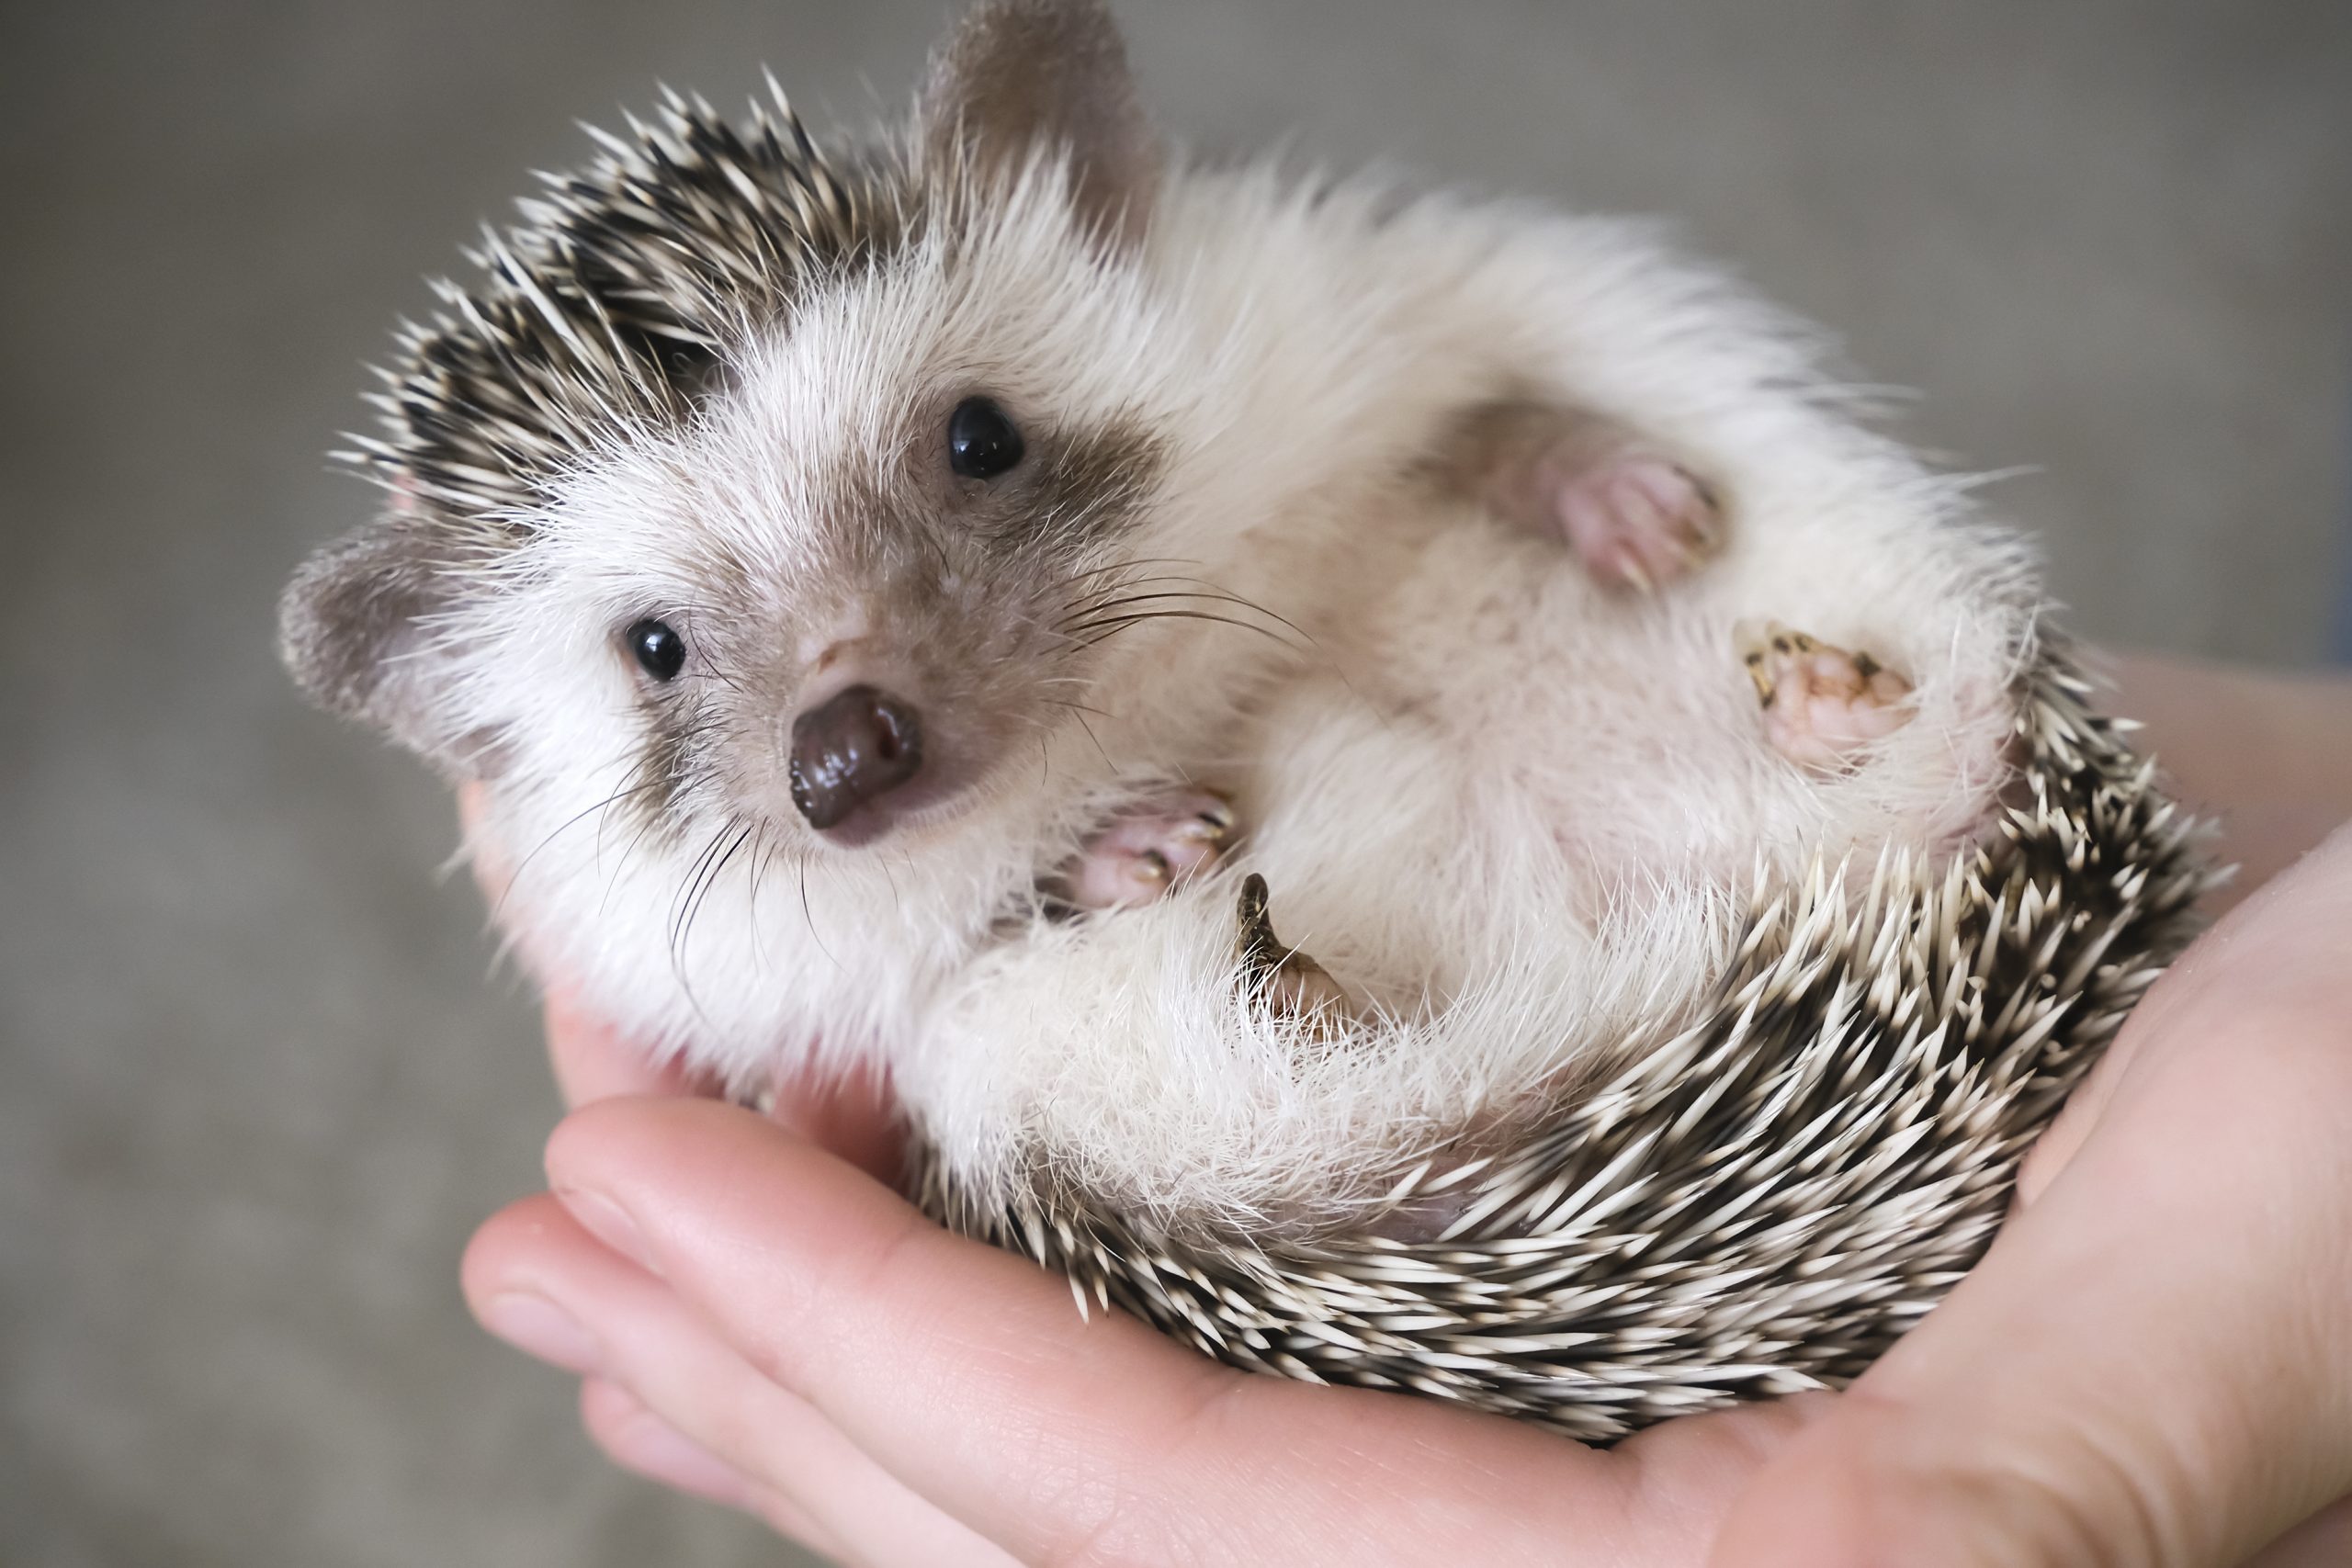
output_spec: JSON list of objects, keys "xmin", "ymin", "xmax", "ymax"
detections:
[
  {"xmin": 1062, "ymin": 791, "xmax": 1235, "ymax": 910},
  {"xmin": 1551, "ymin": 451, "xmax": 1723, "ymax": 592},
  {"xmin": 1740, "ymin": 622, "xmax": 1916, "ymax": 772}
]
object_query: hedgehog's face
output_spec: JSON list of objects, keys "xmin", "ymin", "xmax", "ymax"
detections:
[
  {"xmin": 281, "ymin": 0, "xmax": 1192, "ymax": 866},
  {"xmin": 588, "ymin": 389, "xmax": 1084, "ymax": 845},
  {"xmin": 483, "ymin": 220, "xmax": 1182, "ymax": 854}
]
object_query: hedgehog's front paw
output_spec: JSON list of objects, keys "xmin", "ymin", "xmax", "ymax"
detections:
[
  {"xmin": 1739, "ymin": 621, "xmax": 1916, "ymax": 772},
  {"xmin": 1236, "ymin": 874, "xmax": 1356, "ymax": 1018},
  {"xmin": 1544, "ymin": 447, "xmax": 1723, "ymax": 592},
  {"xmin": 1057, "ymin": 791, "xmax": 1234, "ymax": 910}
]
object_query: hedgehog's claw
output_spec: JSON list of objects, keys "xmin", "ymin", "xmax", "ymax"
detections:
[
  {"xmin": 1546, "ymin": 448, "xmax": 1723, "ymax": 592},
  {"xmin": 1056, "ymin": 790, "xmax": 1235, "ymax": 910},
  {"xmin": 1449, "ymin": 405, "xmax": 1726, "ymax": 592},
  {"xmin": 1236, "ymin": 874, "xmax": 1355, "ymax": 1018},
  {"xmin": 1736, "ymin": 619, "xmax": 1916, "ymax": 772}
]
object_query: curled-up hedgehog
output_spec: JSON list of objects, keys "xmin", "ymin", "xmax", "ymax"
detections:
[{"xmin": 282, "ymin": 0, "xmax": 2205, "ymax": 1437}]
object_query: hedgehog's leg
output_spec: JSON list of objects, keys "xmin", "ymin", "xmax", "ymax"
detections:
[
  {"xmin": 1055, "ymin": 790, "xmax": 1235, "ymax": 910},
  {"xmin": 1442, "ymin": 402, "xmax": 1725, "ymax": 592},
  {"xmin": 1541, "ymin": 444, "xmax": 1724, "ymax": 593},
  {"xmin": 1236, "ymin": 873, "xmax": 1356, "ymax": 1017},
  {"xmin": 1738, "ymin": 620, "xmax": 1916, "ymax": 771}
]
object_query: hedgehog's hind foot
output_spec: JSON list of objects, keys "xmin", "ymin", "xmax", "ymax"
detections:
[
  {"xmin": 1435, "ymin": 402, "xmax": 1725, "ymax": 592},
  {"xmin": 1493, "ymin": 412, "xmax": 1724, "ymax": 590},
  {"xmin": 1235, "ymin": 874, "xmax": 1356, "ymax": 1019},
  {"xmin": 1544, "ymin": 446, "xmax": 1722, "ymax": 593},
  {"xmin": 1738, "ymin": 620, "xmax": 1916, "ymax": 772}
]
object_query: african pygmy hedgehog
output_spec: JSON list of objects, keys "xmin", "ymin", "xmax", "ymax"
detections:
[{"xmin": 281, "ymin": 0, "xmax": 2207, "ymax": 1436}]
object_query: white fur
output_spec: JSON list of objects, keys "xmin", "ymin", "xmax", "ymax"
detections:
[{"xmin": 447, "ymin": 154, "xmax": 2036, "ymax": 1237}]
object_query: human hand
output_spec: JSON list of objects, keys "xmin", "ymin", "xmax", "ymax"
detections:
[
  {"xmin": 461, "ymin": 998, "xmax": 1824, "ymax": 1562},
  {"xmin": 449, "ymin": 782, "xmax": 1820, "ymax": 1562},
  {"xmin": 1705, "ymin": 824, "xmax": 2352, "ymax": 1566},
  {"xmin": 456, "ymin": 814, "xmax": 2352, "ymax": 1565}
]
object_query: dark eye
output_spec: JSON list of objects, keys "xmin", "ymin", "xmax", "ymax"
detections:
[
  {"xmin": 627, "ymin": 618, "xmax": 685, "ymax": 682},
  {"xmin": 947, "ymin": 396, "xmax": 1024, "ymax": 479}
]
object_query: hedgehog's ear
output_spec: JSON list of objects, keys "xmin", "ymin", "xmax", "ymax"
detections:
[
  {"xmin": 278, "ymin": 507, "xmax": 478, "ymax": 773},
  {"xmin": 919, "ymin": 0, "xmax": 1158, "ymax": 249}
]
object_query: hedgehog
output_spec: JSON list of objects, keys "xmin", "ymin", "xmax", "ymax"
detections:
[{"xmin": 279, "ymin": 0, "xmax": 2208, "ymax": 1438}]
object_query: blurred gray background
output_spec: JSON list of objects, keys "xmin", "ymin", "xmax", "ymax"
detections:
[{"xmin": 3, "ymin": 0, "xmax": 2346, "ymax": 1562}]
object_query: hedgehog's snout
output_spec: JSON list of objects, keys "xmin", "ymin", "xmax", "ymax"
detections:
[{"xmin": 788, "ymin": 684, "xmax": 925, "ymax": 833}]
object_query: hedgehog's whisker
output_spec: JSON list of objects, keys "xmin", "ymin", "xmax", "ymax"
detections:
[
  {"xmin": 1066, "ymin": 607, "xmax": 1306, "ymax": 654},
  {"xmin": 493, "ymin": 772, "xmax": 671, "ymax": 924},
  {"xmin": 669, "ymin": 813, "xmax": 753, "ymax": 986},
  {"xmin": 1057, "ymin": 581, "xmax": 1309, "ymax": 644}
]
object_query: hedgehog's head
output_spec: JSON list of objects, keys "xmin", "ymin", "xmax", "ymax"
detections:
[{"xmin": 283, "ymin": 1, "xmax": 1220, "ymax": 872}]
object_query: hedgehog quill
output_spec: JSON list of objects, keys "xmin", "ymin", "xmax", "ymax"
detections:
[{"xmin": 281, "ymin": 0, "xmax": 2207, "ymax": 1437}]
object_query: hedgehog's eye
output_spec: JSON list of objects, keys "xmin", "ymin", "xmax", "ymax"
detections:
[
  {"xmin": 947, "ymin": 396, "xmax": 1024, "ymax": 479},
  {"xmin": 627, "ymin": 618, "xmax": 685, "ymax": 682}
]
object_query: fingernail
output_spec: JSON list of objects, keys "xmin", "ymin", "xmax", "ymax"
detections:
[
  {"xmin": 481, "ymin": 1291, "xmax": 600, "ymax": 1371},
  {"xmin": 558, "ymin": 1186, "xmax": 659, "ymax": 1275}
]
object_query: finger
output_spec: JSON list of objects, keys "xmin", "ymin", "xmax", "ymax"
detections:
[
  {"xmin": 578, "ymin": 1377, "xmax": 778, "ymax": 1517},
  {"xmin": 763, "ymin": 1061, "xmax": 904, "ymax": 1185},
  {"xmin": 2101, "ymin": 653, "xmax": 2352, "ymax": 905},
  {"xmin": 578, "ymin": 1378, "xmax": 849, "ymax": 1556},
  {"xmin": 541, "ymin": 994, "xmax": 902, "ymax": 1177},
  {"xmin": 539, "ymin": 989, "xmax": 900, "ymax": 1171},
  {"xmin": 542, "ymin": 990, "xmax": 712, "ymax": 1107},
  {"xmin": 541, "ymin": 1097, "xmax": 1781, "ymax": 1568},
  {"xmin": 1712, "ymin": 830, "xmax": 2352, "ymax": 1568},
  {"xmin": 465, "ymin": 1193, "xmax": 1015, "ymax": 1567},
  {"xmin": 2247, "ymin": 1495, "xmax": 2352, "ymax": 1568}
]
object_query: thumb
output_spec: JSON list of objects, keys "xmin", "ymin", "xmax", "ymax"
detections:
[{"xmin": 1710, "ymin": 832, "xmax": 2352, "ymax": 1567}]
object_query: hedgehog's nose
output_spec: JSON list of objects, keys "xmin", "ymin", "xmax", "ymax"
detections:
[{"xmin": 788, "ymin": 684, "xmax": 925, "ymax": 831}]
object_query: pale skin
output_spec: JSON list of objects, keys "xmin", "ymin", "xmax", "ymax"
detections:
[{"xmin": 459, "ymin": 652, "xmax": 2352, "ymax": 1565}]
